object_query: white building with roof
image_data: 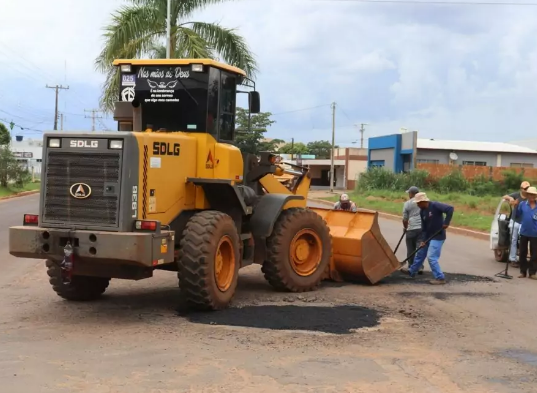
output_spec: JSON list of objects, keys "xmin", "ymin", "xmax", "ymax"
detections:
[{"xmin": 367, "ymin": 131, "xmax": 537, "ymax": 172}]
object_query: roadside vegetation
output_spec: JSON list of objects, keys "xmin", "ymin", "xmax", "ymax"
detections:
[
  {"xmin": 323, "ymin": 167, "xmax": 528, "ymax": 232},
  {"xmin": 0, "ymin": 126, "xmax": 40, "ymax": 198}
]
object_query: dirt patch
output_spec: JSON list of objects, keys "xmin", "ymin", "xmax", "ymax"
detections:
[
  {"xmin": 365, "ymin": 195, "xmax": 383, "ymax": 201},
  {"xmin": 396, "ymin": 291, "xmax": 498, "ymax": 300},
  {"xmin": 180, "ymin": 305, "xmax": 381, "ymax": 334},
  {"xmin": 379, "ymin": 270, "xmax": 496, "ymax": 285}
]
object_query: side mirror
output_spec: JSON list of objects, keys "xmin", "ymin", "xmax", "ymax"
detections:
[{"xmin": 249, "ymin": 91, "xmax": 260, "ymax": 114}]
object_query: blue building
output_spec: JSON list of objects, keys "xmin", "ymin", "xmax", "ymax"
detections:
[{"xmin": 368, "ymin": 131, "xmax": 417, "ymax": 173}]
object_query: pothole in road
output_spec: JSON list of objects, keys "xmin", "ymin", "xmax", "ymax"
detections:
[
  {"xmin": 180, "ymin": 305, "xmax": 381, "ymax": 334},
  {"xmin": 379, "ymin": 271, "xmax": 495, "ymax": 285}
]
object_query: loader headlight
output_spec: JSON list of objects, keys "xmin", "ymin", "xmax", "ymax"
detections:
[
  {"xmin": 109, "ymin": 140, "xmax": 123, "ymax": 149},
  {"xmin": 192, "ymin": 64, "xmax": 203, "ymax": 72},
  {"xmin": 48, "ymin": 138, "xmax": 61, "ymax": 148},
  {"xmin": 120, "ymin": 64, "xmax": 132, "ymax": 73}
]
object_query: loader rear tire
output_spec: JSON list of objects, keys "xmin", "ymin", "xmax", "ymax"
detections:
[
  {"xmin": 177, "ymin": 211, "xmax": 241, "ymax": 311},
  {"xmin": 46, "ymin": 259, "xmax": 110, "ymax": 301},
  {"xmin": 262, "ymin": 208, "xmax": 331, "ymax": 292}
]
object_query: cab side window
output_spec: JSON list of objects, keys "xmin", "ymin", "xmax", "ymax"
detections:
[
  {"xmin": 207, "ymin": 67, "xmax": 220, "ymax": 138},
  {"xmin": 219, "ymin": 71, "xmax": 236, "ymax": 141}
]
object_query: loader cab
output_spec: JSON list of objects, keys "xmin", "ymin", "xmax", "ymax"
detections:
[{"xmin": 112, "ymin": 59, "xmax": 260, "ymax": 144}]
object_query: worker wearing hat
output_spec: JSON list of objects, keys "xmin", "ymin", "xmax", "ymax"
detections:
[
  {"xmin": 334, "ymin": 193, "xmax": 357, "ymax": 212},
  {"xmin": 513, "ymin": 186, "xmax": 537, "ymax": 279},
  {"xmin": 401, "ymin": 192, "xmax": 454, "ymax": 285},
  {"xmin": 502, "ymin": 180, "xmax": 531, "ymax": 268}
]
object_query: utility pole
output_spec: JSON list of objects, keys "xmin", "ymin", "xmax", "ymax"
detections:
[
  {"xmin": 291, "ymin": 137, "xmax": 294, "ymax": 160},
  {"xmin": 60, "ymin": 113, "xmax": 64, "ymax": 131},
  {"xmin": 330, "ymin": 102, "xmax": 336, "ymax": 192},
  {"xmin": 357, "ymin": 123, "xmax": 368, "ymax": 149},
  {"xmin": 166, "ymin": 0, "xmax": 172, "ymax": 58},
  {"xmin": 46, "ymin": 84, "xmax": 69, "ymax": 130},
  {"xmin": 84, "ymin": 109, "xmax": 104, "ymax": 131}
]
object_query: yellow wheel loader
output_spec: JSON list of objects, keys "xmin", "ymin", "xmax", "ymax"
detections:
[{"xmin": 8, "ymin": 59, "xmax": 399, "ymax": 311}]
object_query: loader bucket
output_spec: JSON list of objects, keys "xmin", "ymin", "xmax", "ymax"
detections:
[{"xmin": 310, "ymin": 207, "xmax": 400, "ymax": 285}]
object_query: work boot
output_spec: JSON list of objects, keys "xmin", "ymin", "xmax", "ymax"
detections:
[
  {"xmin": 529, "ymin": 275, "xmax": 537, "ymax": 280},
  {"xmin": 511, "ymin": 262, "xmax": 520, "ymax": 268},
  {"xmin": 418, "ymin": 266, "xmax": 424, "ymax": 275},
  {"xmin": 518, "ymin": 273, "xmax": 527, "ymax": 278},
  {"xmin": 430, "ymin": 279, "xmax": 446, "ymax": 285}
]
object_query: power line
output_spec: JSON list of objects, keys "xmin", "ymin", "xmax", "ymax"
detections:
[
  {"xmin": 271, "ymin": 104, "xmax": 332, "ymax": 116},
  {"xmin": 0, "ymin": 117, "xmax": 44, "ymax": 132},
  {"xmin": 313, "ymin": 0, "xmax": 537, "ymax": 5}
]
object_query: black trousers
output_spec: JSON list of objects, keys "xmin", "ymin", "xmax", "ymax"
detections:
[
  {"xmin": 519, "ymin": 235, "xmax": 537, "ymax": 276},
  {"xmin": 405, "ymin": 229, "xmax": 422, "ymax": 267}
]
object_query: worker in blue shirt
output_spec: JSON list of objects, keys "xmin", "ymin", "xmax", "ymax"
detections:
[
  {"xmin": 514, "ymin": 186, "xmax": 537, "ymax": 279},
  {"xmin": 401, "ymin": 192, "xmax": 454, "ymax": 285}
]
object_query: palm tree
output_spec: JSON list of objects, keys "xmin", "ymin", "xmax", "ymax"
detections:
[{"xmin": 95, "ymin": 0, "xmax": 258, "ymax": 113}]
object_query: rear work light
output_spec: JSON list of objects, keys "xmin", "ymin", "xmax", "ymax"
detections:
[
  {"xmin": 135, "ymin": 220, "xmax": 158, "ymax": 231},
  {"xmin": 48, "ymin": 138, "xmax": 61, "ymax": 148},
  {"xmin": 109, "ymin": 140, "xmax": 123, "ymax": 149},
  {"xmin": 23, "ymin": 214, "xmax": 39, "ymax": 225}
]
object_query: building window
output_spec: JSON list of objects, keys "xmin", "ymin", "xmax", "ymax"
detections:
[
  {"xmin": 370, "ymin": 160, "xmax": 385, "ymax": 167},
  {"xmin": 510, "ymin": 163, "xmax": 534, "ymax": 168},
  {"xmin": 417, "ymin": 159, "xmax": 439, "ymax": 164},
  {"xmin": 462, "ymin": 161, "xmax": 487, "ymax": 166}
]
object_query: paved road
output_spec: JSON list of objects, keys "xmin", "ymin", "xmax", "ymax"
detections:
[{"xmin": 1, "ymin": 195, "xmax": 536, "ymax": 393}]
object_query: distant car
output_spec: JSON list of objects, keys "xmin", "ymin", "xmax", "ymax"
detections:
[{"xmin": 490, "ymin": 199, "xmax": 519, "ymax": 262}]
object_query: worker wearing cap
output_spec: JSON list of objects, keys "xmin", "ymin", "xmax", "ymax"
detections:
[
  {"xmin": 401, "ymin": 192, "xmax": 454, "ymax": 285},
  {"xmin": 402, "ymin": 186, "xmax": 423, "ymax": 274},
  {"xmin": 502, "ymin": 181, "xmax": 530, "ymax": 268},
  {"xmin": 514, "ymin": 186, "xmax": 537, "ymax": 279},
  {"xmin": 334, "ymin": 193, "xmax": 357, "ymax": 212}
]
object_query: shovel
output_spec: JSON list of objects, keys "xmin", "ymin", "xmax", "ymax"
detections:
[
  {"xmin": 398, "ymin": 228, "xmax": 444, "ymax": 267},
  {"xmin": 393, "ymin": 228, "xmax": 407, "ymax": 255}
]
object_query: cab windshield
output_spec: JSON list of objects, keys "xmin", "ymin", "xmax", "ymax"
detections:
[{"xmin": 120, "ymin": 65, "xmax": 209, "ymax": 132}]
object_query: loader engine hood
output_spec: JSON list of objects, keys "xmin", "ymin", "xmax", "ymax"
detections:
[{"xmin": 39, "ymin": 132, "xmax": 140, "ymax": 232}]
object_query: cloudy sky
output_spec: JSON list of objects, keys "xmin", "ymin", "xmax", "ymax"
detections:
[{"xmin": 1, "ymin": 0, "xmax": 537, "ymax": 146}]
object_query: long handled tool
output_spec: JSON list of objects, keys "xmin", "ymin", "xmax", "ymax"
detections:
[
  {"xmin": 393, "ymin": 229, "xmax": 407, "ymax": 255},
  {"xmin": 398, "ymin": 228, "xmax": 444, "ymax": 268}
]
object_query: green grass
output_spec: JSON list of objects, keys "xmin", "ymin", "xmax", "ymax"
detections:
[
  {"xmin": 0, "ymin": 182, "xmax": 41, "ymax": 198},
  {"xmin": 322, "ymin": 189, "xmax": 504, "ymax": 232}
]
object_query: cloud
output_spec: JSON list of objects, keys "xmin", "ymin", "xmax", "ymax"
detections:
[{"xmin": 0, "ymin": 0, "xmax": 536, "ymax": 146}]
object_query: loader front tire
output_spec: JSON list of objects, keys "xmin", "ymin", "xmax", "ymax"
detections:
[
  {"xmin": 262, "ymin": 208, "xmax": 331, "ymax": 292},
  {"xmin": 178, "ymin": 211, "xmax": 241, "ymax": 311},
  {"xmin": 46, "ymin": 259, "xmax": 110, "ymax": 301}
]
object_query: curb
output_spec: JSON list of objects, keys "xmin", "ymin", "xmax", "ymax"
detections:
[
  {"xmin": 0, "ymin": 190, "xmax": 40, "ymax": 201},
  {"xmin": 307, "ymin": 197, "xmax": 489, "ymax": 241}
]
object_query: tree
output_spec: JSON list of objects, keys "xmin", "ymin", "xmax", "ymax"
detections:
[
  {"xmin": 0, "ymin": 146, "xmax": 29, "ymax": 188},
  {"xmin": 0, "ymin": 122, "xmax": 10, "ymax": 146},
  {"xmin": 306, "ymin": 140, "xmax": 337, "ymax": 159},
  {"xmin": 95, "ymin": 0, "xmax": 258, "ymax": 112},
  {"xmin": 234, "ymin": 107, "xmax": 281, "ymax": 154},
  {"xmin": 278, "ymin": 142, "xmax": 309, "ymax": 155}
]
